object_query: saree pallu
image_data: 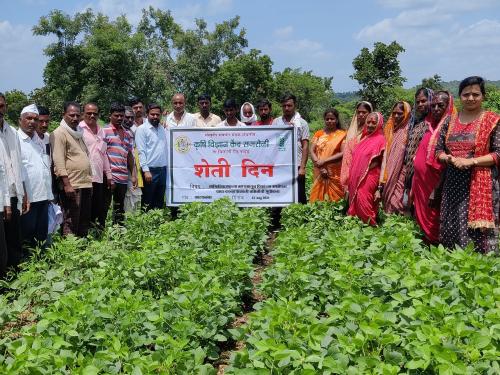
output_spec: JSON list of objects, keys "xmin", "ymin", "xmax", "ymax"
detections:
[
  {"xmin": 412, "ymin": 131, "xmax": 443, "ymax": 243},
  {"xmin": 340, "ymin": 137, "xmax": 358, "ymax": 192},
  {"xmin": 310, "ymin": 129, "xmax": 346, "ymax": 202},
  {"xmin": 381, "ymin": 124, "xmax": 408, "ymax": 214}
]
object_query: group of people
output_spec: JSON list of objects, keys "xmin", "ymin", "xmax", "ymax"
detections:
[
  {"xmin": 0, "ymin": 91, "xmax": 310, "ymax": 275},
  {"xmin": 310, "ymin": 76, "xmax": 500, "ymax": 254},
  {"xmin": 1, "ymin": 75, "xmax": 498, "ymax": 276}
]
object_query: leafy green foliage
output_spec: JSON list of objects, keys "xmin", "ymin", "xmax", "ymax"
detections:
[
  {"xmin": 351, "ymin": 41, "xmax": 406, "ymax": 115},
  {"xmin": 227, "ymin": 203, "xmax": 500, "ymax": 374},
  {"xmin": 420, "ymin": 74, "xmax": 445, "ymax": 91},
  {"xmin": 0, "ymin": 199, "xmax": 269, "ymax": 373},
  {"xmin": 3, "ymin": 90, "xmax": 29, "ymax": 124}
]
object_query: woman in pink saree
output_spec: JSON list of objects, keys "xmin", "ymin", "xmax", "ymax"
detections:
[{"xmin": 347, "ymin": 112, "xmax": 385, "ymax": 225}]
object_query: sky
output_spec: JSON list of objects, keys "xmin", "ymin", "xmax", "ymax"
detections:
[{"xmin": 1, "ymin": 0, "xmax": 499, "ymax": 94}]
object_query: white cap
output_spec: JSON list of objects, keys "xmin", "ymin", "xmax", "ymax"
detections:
[{"xmin": 20, "ymin": 104, "xmax": 39, "ymax": 116}]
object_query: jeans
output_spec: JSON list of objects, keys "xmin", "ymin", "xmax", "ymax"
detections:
[{"xmin": 141, "ymin": 167, "xmax": 167, "ymax": 210}]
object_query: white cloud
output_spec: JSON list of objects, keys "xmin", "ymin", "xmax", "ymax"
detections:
[
  {"xmin": 273, "ymin": 26, "xmax": 293, "ymax": 39},
  {"xmin": 0, "ymin": 21, "xmax": 51, "ymax": 93},
  {"xmin": 378, "ymin": 0, "xmax": 497, "ymax": 11}
]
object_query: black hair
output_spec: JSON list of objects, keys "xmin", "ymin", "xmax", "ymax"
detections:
[
  {"xmin": 458, "ymin": 76, "xmax": 486, "ymax": 96},
  {"xmin": 223, "ymin": 98, "xmax": 238, "ymax": 110},
  {"xmin": 256, "ymin": 98, "xmax": 272, "ymax": 110},
  {"xmin": 415, "ymin": 87, "xmax": 431, "ymax": 98},
  {"xmin": 356, "ymin": 101, "xmax": 372, "ymax": 112},
  {"xmin": 64, "ymin": 101, "xmax": 81, "ymax": 113},
  {"xmin": 37, "ymin": 105, "xmax": 50, "ymax": 116},
  {"xmin": 129, "ymin": 97, "xmax": 143, "ymax": 107},
  {"xmin": 323, "ymin": 108, "xmax": 341, "ymax": 127},
  {"xmin": 147, "ymin": 103, "xmax": 162, "ymax": 113},
  {"xmin": 280, "ymin": 93, "xmax": 297, "ymax": 104},
  {"xmin": 0, "ymin": 92, "xmax": 5, "ymax": 101},
  {"xmin": 109, "ymin": 102, "xmax": 125, "ymax": 114},
  {"xmin": 197, "ymin": 94, "xmax": 211, "ymax": 102},
  {"xmin": 124, "ymin": 106, "xmax": 133, "ymax": 113}
]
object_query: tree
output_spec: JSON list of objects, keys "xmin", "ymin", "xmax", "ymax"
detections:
[
  {"xmin": 484, "ymin": 84, "xmax": 500, "ymax": 113},
  {"xmin": 351, "ymin": 41, "xmax": 406, "ymax": 115},
  {"xmin": 211, "ymin": 49, "xmax": 274, "ymax": 113},
  {"xmin": 4, "ymin": 90, "xmax": 29, "ymax": 124},
  {"xmin": 420, "ymin": 74, "xmax": 444, "ymax": 91},
  {"xmin": 273, "ymin": 68, "xmax": 335, "ymax": 122}
]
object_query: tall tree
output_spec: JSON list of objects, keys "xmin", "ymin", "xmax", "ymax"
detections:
[
  {"xmin": 273, "ymin": 68, "xmax": 335, "ymax": 122},
  {"xmin": 420, "ymin": 74, "xmax": 444, "ymax": 91},
  {"xmin": 351, "ymin": 41, "xmax": 406, "ymax": 114},
  {"xmin": 4, "ymin": 90, "xmax": 29, "ymax": 124}
]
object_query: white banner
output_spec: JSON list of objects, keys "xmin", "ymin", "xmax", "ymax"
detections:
[{"xmin": 168, "ymin": 126, "xmax": 297, "ymax": 206}]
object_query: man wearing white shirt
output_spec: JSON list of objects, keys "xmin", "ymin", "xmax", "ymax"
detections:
[
  {"xmin": 166, "ymin": 93, "xmax": 196, "ymax": 128},
  {"xmin": 17, "ymin": 104, "xmax": 53, "ymax": 249},
  {"xmin": 217, "ymin": 99, "xmax": 245, "ymax": 127},
  {"xmin": 0, "ymin": 93, "xmax": 28, "ymax": 269},
  {"xmin": 135, "ymin": 103, "xmax": 168, "ymax": 210},
  {"xmin": 0, "ymin": 139, "xmax": 9, "ymax": 276}
]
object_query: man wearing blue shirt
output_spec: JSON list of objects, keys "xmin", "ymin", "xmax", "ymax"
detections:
[{"xmin": 135, "ymin": 103, "xmax": 168, "ymax": 210}]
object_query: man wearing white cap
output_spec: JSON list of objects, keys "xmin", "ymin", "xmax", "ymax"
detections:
[
  {"xmin": 0, "ymin": 92, "xmax": 28, "ymax": 270},
  {"xmin": 17, "ymin": 104, "xmax": 53, "ymax": 250}
]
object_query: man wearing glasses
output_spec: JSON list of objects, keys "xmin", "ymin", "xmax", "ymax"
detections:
[{"xmin": 79, "ymin": 102, "xmax": 112, "ymax": 233}]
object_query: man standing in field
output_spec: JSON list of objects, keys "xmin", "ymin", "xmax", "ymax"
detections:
[
  {"xmin": 135, "ymin": 103, "xmax": 168, "ymax": 210},
  {"xmin": 51, "ymin": 101, "xmax": 93, "ymax": 237},
  {"xmin": 17, "ymin": 104, "xmax": 53, "ymax": 249},
  {"xmin": 166, "ymin": 93, "xmax": 196, "ymax": 128},
  {"xmin": 194, "ymin": 94, "xmax": 221, "ymax": 127},
  {"xmin": 122, "ymin": 106, "xmax": 142, "ymax": 212},
  {"xmin": 36, "ymin": 106, "xmax": 51, "ymax": 153},
  {"xmin": 272, "ymin": 93, "xmax": 310, "ymax": 204},
  {"xmin": 255, "ymin": 99, "xmax": 274, "ymax": 125},
  {"xmin": 0, "ymin": 92, "xmax": 29, "ymax": 269},
  {"xmin": 103, "ymin": 103, "xmax": 136, "ymax": 224}
]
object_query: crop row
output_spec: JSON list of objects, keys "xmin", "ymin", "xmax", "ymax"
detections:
[
  {"xmin": 0, "ymin": 199, "xmax": 269, "ymax": 374},
  {"xmin": 227, "ymin": 202, "xmax": 500, "ymax": 374}
]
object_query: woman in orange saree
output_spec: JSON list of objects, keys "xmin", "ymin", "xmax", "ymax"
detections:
[
  {"xmin": 347, "ymin": 112, "xmax": 385, "ymax": 225},
  {"xmin": 309, "ymin": 109, "xmax": 346, "ymax": 202}
]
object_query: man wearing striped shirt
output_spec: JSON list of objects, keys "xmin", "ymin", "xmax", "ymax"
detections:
[{"xmin": 103, "ymin": 103, "xmax": 137, "ymax": 224}]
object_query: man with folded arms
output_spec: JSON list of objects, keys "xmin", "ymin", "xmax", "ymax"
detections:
[{"xmin": 50, "ymin": 101, "xmax": 93, "ymax": 237}]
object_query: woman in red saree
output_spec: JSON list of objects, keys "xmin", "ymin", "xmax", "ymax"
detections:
[
  {"xmin": 347, "ymin": 112, "xmax": 385, "ymax": 225},
  {"xmin": 309, "ymin": 109, "xmax": 346, "ymax": 202},
  {"xmin": 436, "ymin": 76, "xmax": 500, "ymax": 253},
  {"xmin": 340, "ymin": 101, "xmax": 373, "ymax": 191},
  {"xmin": 379, "ymin": 101, "xmax": 412, "ymax": 214},
  {"xmin": 411, "ymin": 91, "xmax": 454, "ymax": 244}
]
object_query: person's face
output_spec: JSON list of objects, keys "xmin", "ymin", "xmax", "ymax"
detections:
[
  {"xmin": 83, "ymin": 104, "xmax": 99, "ymax": 126},
  {"xmin": 281, "ymin": 99, "xmax": 295, "ymax": 117},
  {"xmin": 365, "ymin": 113, "xmax": 379, "ymax": 135},
  {"xmin": 123, "ymin": 110, "xmax": 134, "ymax": 128},
  {"xmin": 415, "ymin": 92, "xmax": 429, "ymax": 115},
  {"xmin": 64, "ymin": 105, "xmax": 81, "ymax": 128},
  {"xmin": 223, "ymin": 107, "xmax": 237, "ymax": 120},
  {"xmin": 392, "ymin": 103, "xmax": 405, "ymax": 126},
  {"xmin": 243, "ymin": 104, "xmax": 253, "ymax": 118},
  {"xmin": 431, "ymin": 95, "xmax": 449, "ymax": 122},
  {"xmin": 198, "ymin": 99, "xmax": 211, "ymax": 115},
  {"xmin": 19, "ymin": 112, "xmax": 39, "ymax": 137},
  {"xmin": 460, "ymin": 84, "xmax": 483, "ymax": 112},
  {"xmin": 148, "ymin": 108, "xmax": 161, "ymax": 126},
  {"xmin": 110, "ymin": 111, "xmax": 124, "ymax": 127},
  {"xmin": 172, "ymin": 95, "xmax": 185, "ymax": 114},
  {"xmin": 356, "ymin": 105, "xmax": 370, "ymax": 127},
  {"xmin": 37, "ymin": 114, "xmax": 50, "ymax": 134},
  {"xmin": 324, "ymin": 112, "xmax": 338, "ymax": 130},
  {"xmin": 258, "ymin": 104, "xmax": 271, "ymax": 120},
  {"xmin": 132, "ymin": 102, "xmax": 144, "ymax": 118}
]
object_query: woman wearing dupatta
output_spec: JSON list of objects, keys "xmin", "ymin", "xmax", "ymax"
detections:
[
  {"xmin": 347, "ymin": 112, "xmax": 385, "ymax": 225},
  {"xmin": 340, "ymin": 101, "xmax": 373, "ymax": 191},
  {"xmin": 436, "ymin": 76, "xmax": 500, "ymax": 253},
  {"xmin": 378, "ymin": 101, "xmax": 412, "ymax": 214},
  {"xmin": 411, "ymin": 91, "xmax": 454, "ymax": 244},
  {"xmin": 309, "ymin": 109, "xmax": 346, "ymax": 202}
]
